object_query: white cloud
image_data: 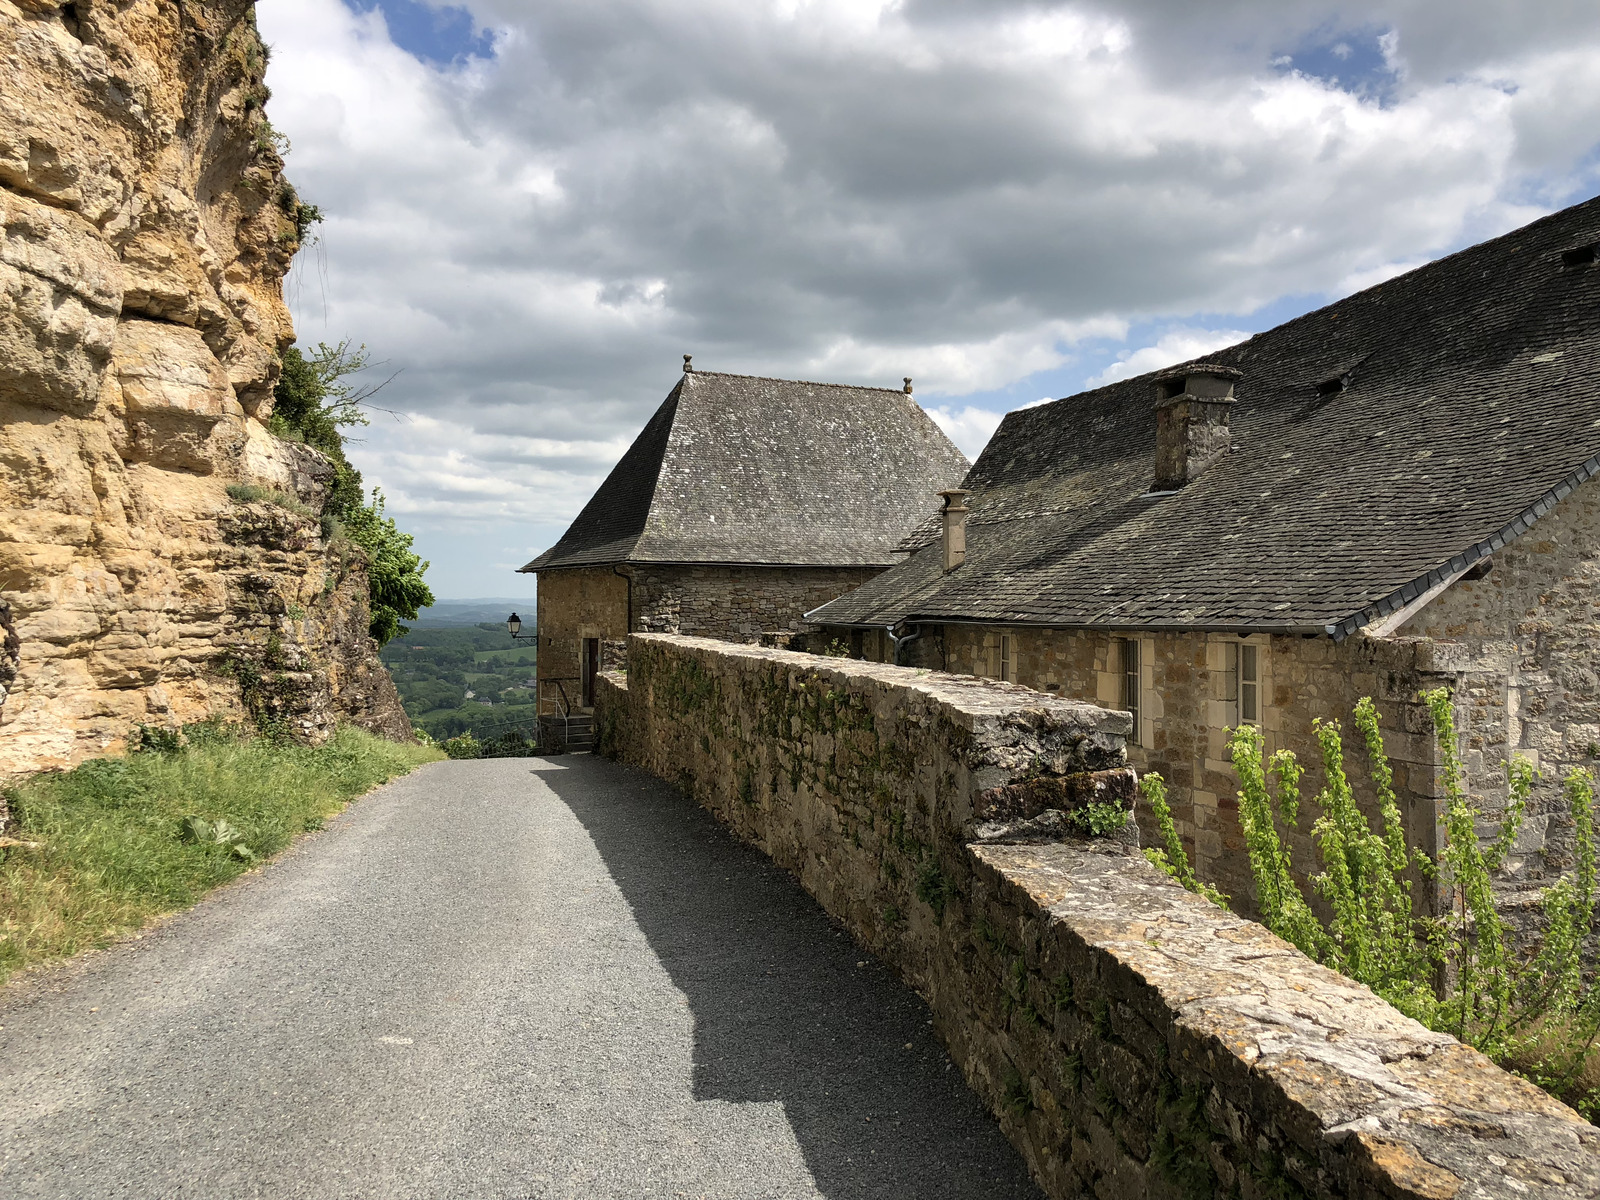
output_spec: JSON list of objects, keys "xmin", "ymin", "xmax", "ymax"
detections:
[
  {"xmin": 1086, "ymin": 329, "xmax": 1254, "ymax": 387},
  {"xmin": 256, "ymin": 0, "xmax": 1600, "ymax": 595},
  {"xmin": 926, "ymin": 405, "xmax": 1006, "ymax": 461}
]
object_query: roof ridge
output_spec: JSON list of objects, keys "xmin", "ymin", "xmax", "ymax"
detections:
[
  {"xmin": 1022, "ymin": 193, "xmax": 1600, "ymax": 415},
  {"xmin": 685, "ymin": 370, "xmax": 912, "ymax": 394}
]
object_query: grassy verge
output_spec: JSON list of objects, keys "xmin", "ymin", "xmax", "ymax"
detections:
[{"xmin": 0, "ymin": 725, "xmax": 442, "ymax": 984}]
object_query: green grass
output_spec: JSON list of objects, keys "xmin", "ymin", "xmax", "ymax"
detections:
[{"xmin": 0, "ymin": 726, "xmax": 441, "ymax": 984}]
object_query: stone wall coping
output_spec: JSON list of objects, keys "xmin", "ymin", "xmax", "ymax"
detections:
[
  {"xmin": 973, "ymin": 840, "xmax": 1600, "ymax": 1198},
  {"xmin": 631, "ymin": 633, "xmax": 1132, "ymax": 735}
]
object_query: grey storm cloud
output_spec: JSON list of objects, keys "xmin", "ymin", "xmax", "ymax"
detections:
[{"xmin": 258, "ymin": 0, "xmax": 1600, "ymax": 595}]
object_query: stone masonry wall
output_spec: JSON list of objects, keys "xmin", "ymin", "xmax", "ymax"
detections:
[
  {"xmin": 907, "ymin": 625, "xmax": 1456, "ymax": 923},
  {"xmin": 630, "ymin": 563, "xmax": 881, "ymax": 643},
  {"xmin": 595, "ymin": 634, "xmax": 1598, "ymax": 1200},
  {"xmin": 1398, "ymin": 481, "xmax": 1600, "ymax": 923},
  {"xmin": 535, "ymin": 563, "xmax": 881, "ymax": 708},
  {"xmin": 534, "ymin": 566, "xmax": 629, "ymax": 703}
]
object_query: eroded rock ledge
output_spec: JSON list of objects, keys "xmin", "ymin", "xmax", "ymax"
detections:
[
  {"xmin": 0, "ymin": 0, "xmax": 408, "ymax": 773},
  {"xmin": 597, "ymin": 634, "xmax": 1600, "ymax": 1200}
]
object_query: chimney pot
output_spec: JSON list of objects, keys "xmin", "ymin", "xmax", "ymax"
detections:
[
  {"xmin": 1152, "ymin": 364, "xmax": 1240, "ymax": 491},
  {"xmin": 939, "ymin": 488, "xmax": 971, "ymax": 572},
  {"xmin": 903, "ymin": 377, "xmax": 913, "ymax": 394}
]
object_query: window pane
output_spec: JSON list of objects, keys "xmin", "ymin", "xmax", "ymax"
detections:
[
  {"xmin": 1242, "ymin": 681, "xmax": 1258, "ymax": 723},
  {"xmin": 1242, "ymin": 644, "xmax": 1258, "ymax": 683},
  {"xmin": 1120, "ymin": 638, "xmax": 1140, "ymax": 746}
]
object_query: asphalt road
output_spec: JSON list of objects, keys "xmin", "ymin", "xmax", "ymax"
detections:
[{"xmin": 0, "ymin": 755, "xmax": 1042, "ymax": 1200}]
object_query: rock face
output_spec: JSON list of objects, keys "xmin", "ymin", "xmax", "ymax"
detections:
[{"xmin": 0, "ymin": 0, "xmax": 410, "ymax": 775}]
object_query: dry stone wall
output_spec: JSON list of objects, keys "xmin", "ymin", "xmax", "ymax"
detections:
[
  {"xmin": 0, "ymin": 0, "xmax": 409, "ymax": 773},
  {"xmin": 596, "ymin": 634, "xmax": 1600, "ymax": 1200}
]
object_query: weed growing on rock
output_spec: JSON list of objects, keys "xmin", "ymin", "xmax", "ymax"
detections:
[{"xmin": 1066, "ymin": 799, "xmax": 1128, "ymax": 836}]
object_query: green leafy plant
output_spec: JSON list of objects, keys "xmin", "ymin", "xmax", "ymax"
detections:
[
  {"xmin": 179, "ymin": 815, "xmax": 257, "ymax": 862},
  {"xmin": 1139, "ymin": 773, "xmax": 1226, "ymax": 907},
  {"xmin": 1067, "ymin": 799, "xmax": 1129, "ymax": 836},
  {"xmin": 1151, "ymin": 687, "xmax": 1600, "ymax": 1114},
  {"xmin": 269, "ymin": 341, "xmax": 433, "ymax": 644},
  {"xmin": 441, "ymin": 732, "xmax": 481, "ymax": 760}
]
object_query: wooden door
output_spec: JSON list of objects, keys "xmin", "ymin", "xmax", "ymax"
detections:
[{"xmin": 581, "ymin": 638, "xmax": 599, "ymax": 707}]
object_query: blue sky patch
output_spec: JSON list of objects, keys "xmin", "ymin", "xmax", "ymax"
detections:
[
  {"xmin": 345, "ymin": 0, "xmax": 494, "ymax": 66},
  {"xmin": 1275, "ymin": 26, "xmax": 1399, "ymax": 104}
]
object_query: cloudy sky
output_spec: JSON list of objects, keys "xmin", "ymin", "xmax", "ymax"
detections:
[{"xmin": 257, "ymin": 0, "xmax": 1600, "ymax": 599}]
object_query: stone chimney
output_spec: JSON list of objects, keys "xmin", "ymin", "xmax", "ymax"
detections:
[
  {"xmin": 1152, "ymin": 364, "xmax": 1241, "ymax": 491},
  {"xmin": 939, "ymin": 489, "xmax": 971, "ymax": 572}
]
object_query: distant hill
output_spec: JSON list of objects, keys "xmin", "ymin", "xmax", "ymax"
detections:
[{"xmin": 411, "ymin": 598, "xmax": 535, "ymax": 627}]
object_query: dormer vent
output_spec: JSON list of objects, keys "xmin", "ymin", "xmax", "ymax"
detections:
[
  {"xmin": 1152, "ymin": 364, "xmax": 1240, "ymax": 492},
  {"xmin": 1562, "ymin": 244, "xmax": 1596, "ymax": 268},
  {"xmin": 1317, "ymin": 373, "xmax": 1349, "ymax": 398},
  {"xmin": 939, "ymin": 489, "xmax": 971, "ymax": 572}
]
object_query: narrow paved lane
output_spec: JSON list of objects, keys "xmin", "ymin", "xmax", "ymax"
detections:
[{"xmin": 0, "ymin": 756, "xmax": 1041, "ymax": 1199}]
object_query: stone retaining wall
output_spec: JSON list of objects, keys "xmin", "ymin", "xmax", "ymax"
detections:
[{"xmin": 595, "ymin": 634, "xmax": 1599, "ymax": 1199}]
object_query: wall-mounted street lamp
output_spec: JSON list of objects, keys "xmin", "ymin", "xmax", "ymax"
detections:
[{"xmin": 506, "ymin": 612, "xmax": 536, "ymax": 643}]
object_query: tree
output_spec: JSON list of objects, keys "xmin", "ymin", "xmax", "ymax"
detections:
[{"xmin": 270, "ymin": 342, "xmax": 433, "ymax": 644}]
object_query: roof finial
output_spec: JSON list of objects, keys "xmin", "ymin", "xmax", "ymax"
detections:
[
  {"xmin": 903, "ymin": 377, "xmax": 913, "ymax": 394},
  {"xmin": 683, "ymin": 354, "xmax": 694, "ymax": 374}
]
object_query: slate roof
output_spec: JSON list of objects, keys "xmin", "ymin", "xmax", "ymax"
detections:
[
  {"xmin": 809, "ymin": 195, "xmax": 1600, "ymax": 638},
  {"xmin": 521, "ymin": 371, "xmax": 970, "ymax": 571}
]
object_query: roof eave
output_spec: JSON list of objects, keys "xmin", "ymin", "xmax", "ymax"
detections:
[{"xmin": 1326, "ymin": 451, "xmax": 1600, "ymax": 642}]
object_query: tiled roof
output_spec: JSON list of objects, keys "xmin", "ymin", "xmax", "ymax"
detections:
[
  {"xmin": 809, "ymin": 195, "xmax": 1600, "ymax": 636},
  {"xmin": 521, "ymin": 371, "xmax": 970, "ymax": 571}
]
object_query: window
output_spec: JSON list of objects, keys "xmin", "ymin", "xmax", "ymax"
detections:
[
  {"xmin": 1240, "ymin": 644, "xmax": 1260, "ymax": 725},
  {"xmin": 999, "ymin": 633, "xmax": 1016, "ymax": 682},
  {"xmin": 1117, "ymin": 637, "xmax": 1140, "ymax": 745},
  {"xmin": 1223, "ymin": 641, "xmax": 1260, "ymax": 727}
]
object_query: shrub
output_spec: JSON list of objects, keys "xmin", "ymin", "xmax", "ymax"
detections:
[
  {"xmin": 224, "ymin": 482, "xmax": 314, "ymax": 519},
  {"xmin": 441, "ymin": 732, "xmax": 481, "ymax": 760}
]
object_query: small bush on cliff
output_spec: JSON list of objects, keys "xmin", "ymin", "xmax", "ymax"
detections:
[
  {"xmin": 270, "ymin": 340, "xmax": 434, "ymax": 644},
  {"xmin": 1144, "ymin": 689, "xmax": 1600, "ymax": 1116},
  {"xmin": 0, "ymin": 726, "xmax": 440, "ymax": 984}
]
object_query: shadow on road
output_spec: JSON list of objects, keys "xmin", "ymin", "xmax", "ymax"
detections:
[{"xmin": 539, "ymin": 755, "xmax": 1042, "ymax": 1200}]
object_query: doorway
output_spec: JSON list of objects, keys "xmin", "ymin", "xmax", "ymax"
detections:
[{"xmin": 581, "ymin": 637, "xmax": 600, "ymax": 708}]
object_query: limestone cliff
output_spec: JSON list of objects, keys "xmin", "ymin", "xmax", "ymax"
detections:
[{"xmin": 0, "ymin": 0, "xmax": 410, "ymax": 777}]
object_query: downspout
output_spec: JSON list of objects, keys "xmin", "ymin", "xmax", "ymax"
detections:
[{"xmin": 886, "ymin": 621, "xmax": 920, "ymax": 667}]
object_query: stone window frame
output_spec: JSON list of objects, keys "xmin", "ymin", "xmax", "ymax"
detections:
[
  {"xmin": 977, "ymin": 629, "xmax": 1018, "ymax": 681},
  {"xmin": 998, "ymin": 633, "xmax": 1017, "ymax": 682},
  {"xmin": 1097, "ymin": 633, "xmax": 1155, "ymax": 749},
  {"xmin": 1206, "ymin": 633, "xmax": 1274, "ymax": 735}
]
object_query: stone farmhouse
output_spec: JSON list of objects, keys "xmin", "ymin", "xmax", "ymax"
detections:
[
  {"xmin": 810, "ymin": 195, "xmax": 1600, "ymax": 924},
  {"xmin": 519, "ymin": 364, "xmax": 968, "ymax": 736}
]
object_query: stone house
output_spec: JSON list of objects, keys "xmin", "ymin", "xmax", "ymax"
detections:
[
  {"xmin": 810, "ymin": 196, "xmax": 1600, "ymax": 928},
  {"xmin": 519, "ymin": 365, "xmax": 968, "ymax": 730}
]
